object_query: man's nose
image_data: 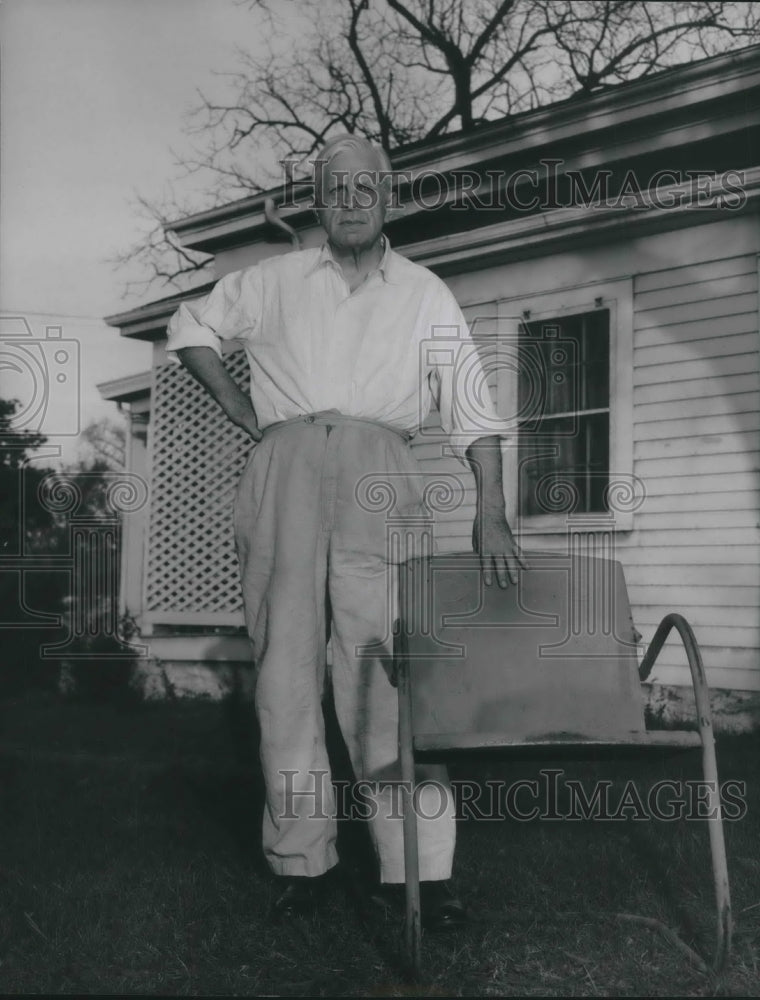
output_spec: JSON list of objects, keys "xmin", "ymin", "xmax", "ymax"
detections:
[
  {"xmin": 342, "ymin": 179, "xmax": 371, "ymax": 209},
  {"xmin": 344, "ymin": 183, "xmax": 362, "ymax": 208}
]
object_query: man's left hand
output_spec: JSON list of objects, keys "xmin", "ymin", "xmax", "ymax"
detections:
[{"xmin": 473, "ymin": 509, "xmax": 528, "ymax": 587}]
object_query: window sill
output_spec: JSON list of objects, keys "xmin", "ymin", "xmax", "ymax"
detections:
[{"xmin": 518, "ymin": 511, "xmax": 634, "ymax": 534}]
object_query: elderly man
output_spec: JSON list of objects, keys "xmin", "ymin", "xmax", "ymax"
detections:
[{"xmin": 166, "ymin": 134, "xmax": 524, "ymax": 928}]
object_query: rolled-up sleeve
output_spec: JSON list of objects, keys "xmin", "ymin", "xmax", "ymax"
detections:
[
  {"xmin": 165, "ymin": 266, "xmax": 262, "ymax": 363},
  {"xmin": 430, "ymin": 286, "xmax": 515, "ymax": 465}
]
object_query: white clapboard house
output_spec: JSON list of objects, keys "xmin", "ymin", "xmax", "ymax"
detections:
[{"xmin": 103, "ymin": 45, "xmax": 760, "ymax": 728}]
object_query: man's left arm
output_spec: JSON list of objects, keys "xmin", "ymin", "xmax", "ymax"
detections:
[{"xmin": 466, "ymin": 437, "xmax": 527, "ymax": 588}]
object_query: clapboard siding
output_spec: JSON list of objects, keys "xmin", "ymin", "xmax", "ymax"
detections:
[
  {"xmin": 635, "ymin": 391, "xmax": 759, "ymax": 422},
  {"xmin": 637, "ymin": 491, "xmax": 756, "ymax": 512},
  {"xmin": 634, "ymin": 411, "xmax": 758, "ymax": 439},
  {"xmin": 621, "ymin": 545, "xmax": 760, "ymax": 565},
  {"xmin": 617, "ymin": 527, "xmax": 755, "ymax": 547},
  {"xmin": 633, "ymin": 292, "xmax": 757, "ymax": 328},
  {"xmin": 635, "ymin": 371, "xmax": 757, "ymax": 404},
  {"xmin": 634, "ymin": 270, "xmax": 757, "ymax": 310},
  {"xmin": 625, "ymin": 564, "xmax": 760, "ymax": 586},
  {"xmin": 627, "ymin": 586, "xmax": 758, "ymax": 607},
  {"xmin": 634, "ymin": 429, "xmax": 758, "ymax": 460},
  {"xmin": 634, "ymin": 507, "xmax": 756, "ymax": 530},
  {"xmin": 636, "ymin": 451, "xmax": 760, "ymax": 477},
  {"xmin": 635, "ymin": 255, "xmax": 758, "ymax": 293},
  {"xmin": 631, "ymin": 252, "xmax": 760, "ymax": 692},
  {"xmin": 635, "ymin": 311, "xmax": 755, "ymax": 347},
  {"xmin": 634, "ymin": 353, "xmax": 756, "ymax": 385},
  {"xmin": 639, "ymin": 472, "xmax": 758, "ymax": 495},
  {"xmin": 634, "ymin": 331, "xmax": 757, "ymax": 367}
]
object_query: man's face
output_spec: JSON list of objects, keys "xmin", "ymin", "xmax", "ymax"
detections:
[{"xmin": 316, "ymin": 147, "xmax": 388, "ymax": 252}]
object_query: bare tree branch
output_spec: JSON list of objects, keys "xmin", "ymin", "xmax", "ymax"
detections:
[
  {"xmin": 118, "ymin": 0, "xmax": 760, "ymax": 297},
  {"xmin": 468, "ymin": 0, "xmax": 517, "ymax": 64},
  {"xmin": 346, "ymin": 0, "xmax": 393, "ymax": 148}
]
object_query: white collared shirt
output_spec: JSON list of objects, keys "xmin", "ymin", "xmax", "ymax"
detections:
[{"xmin": 165, "ymin": 239, "xmax": 512, "ymax": 462}]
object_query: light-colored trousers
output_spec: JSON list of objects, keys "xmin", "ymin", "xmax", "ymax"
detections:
[{"xmin": 233, "ymin": 412, "xmax": 456, "ymax": 883}]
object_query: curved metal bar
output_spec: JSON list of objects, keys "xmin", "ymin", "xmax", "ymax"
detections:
[{"xmin": 640, "ymin": 613, "xmax": 733, "ymax": 970}]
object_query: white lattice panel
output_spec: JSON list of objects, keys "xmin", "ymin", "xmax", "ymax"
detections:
[{"xmin": 145, "ymin": 351, "xmax": 252, "ymax": 622}]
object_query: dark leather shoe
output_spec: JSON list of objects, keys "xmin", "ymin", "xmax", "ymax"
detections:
[
  {"xmin": 369, "ymin": 880, "xmax": 467, "ymax": 931},
  {"xmin": 271, "ymin": 876, "xmax": 324, "ymax": 919},
  {"xmin": 420, "ymin": 880, "xmax": 467, "ymax": 931}
]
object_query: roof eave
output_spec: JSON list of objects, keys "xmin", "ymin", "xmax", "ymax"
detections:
[
  {"xmin": 97, "ymin": 370, "xmax": 152, "ymax": 402},
  {"xmin": 104, "ymin": 280, "xmax": 216, "ymax": 341},
  {"xmin": 109, "ymin": 168, "xmax": 760, "ymax": 340},
  {"xmin": 168, "ymin": 43, "xmax": 760, "ymax": 254}
]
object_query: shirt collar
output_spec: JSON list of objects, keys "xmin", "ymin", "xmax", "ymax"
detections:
[{"xmin": 306, "ymin": 235, "xmax": 399, "ymax": 284}]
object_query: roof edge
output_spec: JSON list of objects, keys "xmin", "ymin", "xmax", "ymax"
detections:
[
  {"xmin": 168, "ymin": 43, "xmax": 760, "ymax": 242},
  {"xmin": 97, "ymin": 370, "xmax": 152, "ymax": 402}
]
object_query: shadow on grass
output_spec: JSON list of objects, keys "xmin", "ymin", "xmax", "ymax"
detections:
[{"xmin": 0, "ymin": 693, "xmax": 758, "ymax": 996}]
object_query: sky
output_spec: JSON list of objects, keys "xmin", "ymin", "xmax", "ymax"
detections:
[{"xmin": 0, "ymin": 0, "xmax": 265, "ymax": 463}]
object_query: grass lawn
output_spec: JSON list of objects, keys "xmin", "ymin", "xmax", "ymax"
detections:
[{"xmin": 0, "ymin": 690, "xmax": 758, "ymax": 997}]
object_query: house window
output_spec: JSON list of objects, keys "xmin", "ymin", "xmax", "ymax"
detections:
[
  {"xmin": 457, "ymin": 279, "xmax": 632, "ymax": 535},
  {"xmin": 517, "ymin": 310, "xmax": 611, "ymax": 517}
]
